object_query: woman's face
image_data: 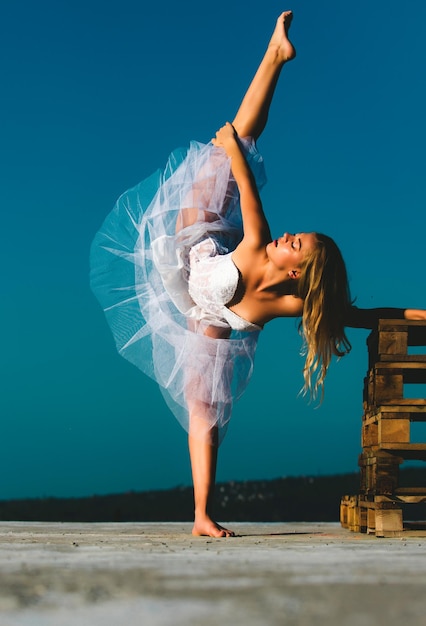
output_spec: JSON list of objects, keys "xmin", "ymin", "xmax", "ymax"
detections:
[{"xmin": 267, "ymin": 232, "xmax": 317, "ymax": 276}]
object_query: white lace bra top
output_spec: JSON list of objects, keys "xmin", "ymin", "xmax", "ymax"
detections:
[
  {"xmin": 151, "ymin": 234, "xmax": 261, "ymax": 332},
  {"xmin": 188, "ymin": 238, "xmax": 262, "ymax": 332}
]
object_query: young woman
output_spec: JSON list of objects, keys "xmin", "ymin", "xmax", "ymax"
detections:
[{"xmin": 91, "ymin": 11, "xmax": 426, "ymax": 537}]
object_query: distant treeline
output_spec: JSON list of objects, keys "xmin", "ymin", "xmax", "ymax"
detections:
[{"xmin": 1, "ymin": 468, "xmax": 425, "ymax": 522}]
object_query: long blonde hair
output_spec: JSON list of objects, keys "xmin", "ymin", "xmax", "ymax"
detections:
[{"xmin": 296, "ymin": 233, "xmax": 352, "ymax": 399}]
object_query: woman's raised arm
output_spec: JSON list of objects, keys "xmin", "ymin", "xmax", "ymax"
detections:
[{"xmin": 212, "ymin": 123, "xmax": 271, "ymax": 247}]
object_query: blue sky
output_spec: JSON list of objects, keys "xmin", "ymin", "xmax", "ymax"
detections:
[{"xmin": 2, "ymin": 0, "xmax": 425, "ymax": 499}]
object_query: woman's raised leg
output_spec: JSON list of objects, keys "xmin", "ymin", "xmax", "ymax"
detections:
[
  {"xmin": 232, "ymin": 10, "xmax": 296, "ymax": 140},
  {"xmin": 187, "ymin": 12, "xmax": 296, "ymax": 538}
]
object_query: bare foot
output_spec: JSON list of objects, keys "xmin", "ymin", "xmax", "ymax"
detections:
[
  {"xmin": 192, "ymin": 514, "xmax": 235, "ymax": 538},
  {"xmin": 268, "ymin": 11, "xmax": 296, "ymax": 63}
]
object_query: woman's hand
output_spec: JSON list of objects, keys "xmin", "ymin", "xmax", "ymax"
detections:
[
  {"xmin": 212, "ymin": 122, "xmax": 238, "ymax": 156},
  {"xmin": 404, "ymin": 309, "xmax": 426, "ymax": 320}
]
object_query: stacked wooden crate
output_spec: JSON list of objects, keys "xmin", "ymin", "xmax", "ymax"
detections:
[{"xmin": 340, "ymin": 319, "xmax": 426, "ymax": 537}]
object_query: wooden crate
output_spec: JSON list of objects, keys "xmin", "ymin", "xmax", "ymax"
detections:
[{"xmin": 341, "ymin": 492, "xmax": 426, "ymax": 537}]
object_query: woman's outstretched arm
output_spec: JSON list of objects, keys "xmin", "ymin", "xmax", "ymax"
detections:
[
  {"xmin": 212, "ymin": 122, "xmax": 271, "ymax": 247},
  {"xmin": 346, "ymin": 306, "xmax": 426, "ymax": 329}
]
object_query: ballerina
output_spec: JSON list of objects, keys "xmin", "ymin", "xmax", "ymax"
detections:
[{"xmin": 91, "ymin": 11, "xmax": 426, "ymax": 537}]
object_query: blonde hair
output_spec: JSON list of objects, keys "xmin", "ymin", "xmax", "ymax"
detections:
[{"xmin": 295, "ymin": 233, "xmax": 352, "ymax": 400}]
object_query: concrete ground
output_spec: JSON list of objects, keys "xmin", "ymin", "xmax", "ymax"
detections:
[{"xmin": 0, "ymin": 522, "xmax": 426, "ymax": 626}]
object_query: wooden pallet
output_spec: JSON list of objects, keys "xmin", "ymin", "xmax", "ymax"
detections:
[
  {"xmin": 341, "ymin": 320, "xmax": 426, "ymax": 537},
  {"xmin": 367, "ymin": 319, "xmax": 426, "ymax": 369},
  {"xmin": 341, "ymin": 492, "xmax": 426, "ymax": 537}
]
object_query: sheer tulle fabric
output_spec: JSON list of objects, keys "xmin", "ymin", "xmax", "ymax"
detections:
[{"xmin": 90, "ymin": 138, "xmax": 266, "ymax": 442}]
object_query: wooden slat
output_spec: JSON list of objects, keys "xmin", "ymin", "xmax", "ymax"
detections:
[
  {"xmin": 362, "ymin": 423, "xmax": 378, "ymax": 447},
  {"xmin": 363, "ymin": 412, "xmax": 411, "ymax": 426},
  {"xmin": 377, "ymin": 319, "xmax": 426, "ymax": 333},
  {"xmin": 379, "ymin": 355, "xmax": 426, "ymax": 362},
  {"xmin": 378, "ymin": 331, "xmax": 407, "ymax": 357},
  {"xmin": 379, "ymin": 443, "xmax": 426, "ymax": 451},
  {"xmin": 365, "ymin": 404, "xmax": 426, "ymax": 415},
  {"xmin": 394, "ymin": 495, "xmax": 426, "ymax": 504},
  {"xmin": 395, "ymin": 487, "xmax": 426, "ymax": 495},
  {"xmin": 376, "ymin": 443, "xmax": 426, "ymax": 461},
  {"xmin": 379, "ymin": 399, "xmax": 426, "ymax": 406},
  {"xmin": 374, "ymin": 373, "xmax": 403, "ymax": 402},
  {"xmin": 379, "ymin": 419, "xmax": 410, "ymax": 444},
  {"xmin": 374, "ymin": 362, "xmax": 426, "ymax": 370},
  {"xmin": 374, "ymin": 491, "xmax": 426, "ymax": 504},
  {"xmin": 374, "ymin": 507, "xmax": 403, "ymax": 536}
]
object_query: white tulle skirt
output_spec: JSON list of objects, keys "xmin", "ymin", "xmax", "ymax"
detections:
[{"xmin": 90, "ymin": 137, "xmax": 267, "ymax": 442}]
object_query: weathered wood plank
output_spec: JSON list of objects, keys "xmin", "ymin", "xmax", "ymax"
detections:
[
  {"xmin": 379, "ymin": 443, "xmax": 426, "ymax": 451},
  {"xmin": 374, "ymin": 507, "xmax": 403, "ymax": 537},
  {"xmin": 364, "ymin": 405, "xmax": 426, "ymax": 417},
  {"xmin": 378, "ymin": 331, "xmax": 407, "ymax": 356},
  {"xmin": 378, "ymin": 399, "xmax": 426, "ymax": 406},
  {"xmin": 379, "ymin": 418, "xmax": 410, "ymax": 444}
]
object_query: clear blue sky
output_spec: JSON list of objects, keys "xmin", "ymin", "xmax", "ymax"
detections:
[{"xmin": 2, "ymin": 0, "xmax": 425, "ymax": 499}]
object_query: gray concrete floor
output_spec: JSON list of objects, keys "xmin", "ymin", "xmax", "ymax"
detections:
[{"xmin": 0, "ymin": 521, "xmax": 426, "ymax": 625}]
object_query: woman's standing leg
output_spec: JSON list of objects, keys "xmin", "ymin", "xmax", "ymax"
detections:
[
  {"xmin": 188, "ymin": 325, "xmax": 234, "ymax": 537},
  {"xmin": 189, "ymin": 11, "xmax": 296, "ymax": 538},
  {"xmin": 189, "ymin": 426, "xmax": 227, "ymax": 536}
]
